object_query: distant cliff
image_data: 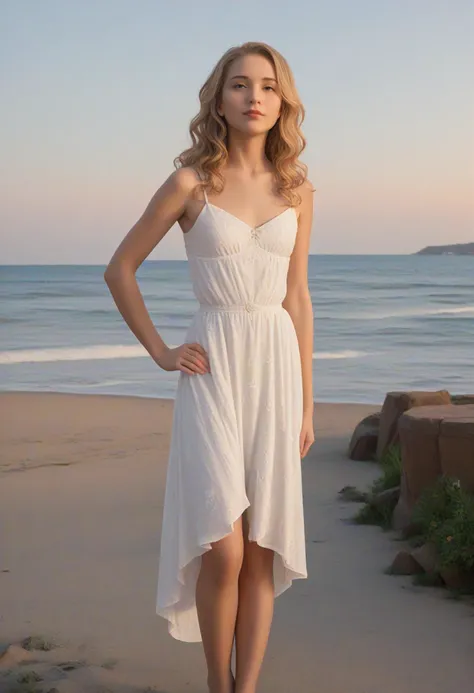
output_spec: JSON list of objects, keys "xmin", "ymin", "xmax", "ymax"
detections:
[{"xmin": 415, "ymin": 242, "xmax": 474, "ymax": 256}]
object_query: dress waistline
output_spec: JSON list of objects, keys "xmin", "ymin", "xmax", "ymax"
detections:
[{"xmin": 198, "ymin": 302, "xmax": 283, "ymax": 315}]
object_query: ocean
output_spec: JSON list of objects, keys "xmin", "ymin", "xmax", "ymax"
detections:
[{"xmin": 1, "ymin": 255, "xmax": 473, "ymax": 405}]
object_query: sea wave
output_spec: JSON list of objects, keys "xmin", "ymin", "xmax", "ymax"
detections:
[
  {"xmin": 0, "ymin": 344, "xmax": 371, "ymax": 364},
  {"xmin": 351, "ymin": 305, "xmax": 474, "ymax": 320}
]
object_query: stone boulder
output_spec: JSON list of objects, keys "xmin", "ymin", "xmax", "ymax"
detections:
[
  {"xmin": 389, "ymin": 550, "xmax": 424, "ymax": 575},
  {"xmin": 411, "ymin": 542, "xmax": 439, "ymax": 573},
  {"xmin": 347, "ymin": 411, "xmax": 380, "ymax": 460},
  {"xmin": 439, "ymin": 413, "xmax": 474, "ymax": 493},
  {"xmin": 0, "ymin": 643, "xmax": 35, "ymax": 668},
  {"xmin": 393, "ymin": 404, "xmax": 474, "ymax": 531},
  {"xmin": 439, "ymin": 565, "xmax": 474, "ymax": 591},
  {"xmin": 376, "ymin": 390, "xmax": 451, "ymax": 461}
]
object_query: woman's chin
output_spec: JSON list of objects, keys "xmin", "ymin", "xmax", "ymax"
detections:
[{"xmin": 232, "ymin": 120, "xmax": 270, "ymax": 137}]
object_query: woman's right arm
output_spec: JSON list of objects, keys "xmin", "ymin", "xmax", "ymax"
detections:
[{"xmin": 103, "ymin": 167, "xmax": 210, "ymax": 375}]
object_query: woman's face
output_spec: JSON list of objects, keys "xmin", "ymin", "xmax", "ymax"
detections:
[{"xmin": 218, "ymin": 53, "xmax": 282, "ymax": 135}]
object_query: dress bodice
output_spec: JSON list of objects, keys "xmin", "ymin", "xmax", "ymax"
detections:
[{"xmin": 183, "ymin": 200, "xmax": 298, "ymax": 310}]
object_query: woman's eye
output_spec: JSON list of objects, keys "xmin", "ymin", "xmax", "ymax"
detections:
[{"xmin": 231, "ymin": 83, "xmax": 275, "ymax": 91}]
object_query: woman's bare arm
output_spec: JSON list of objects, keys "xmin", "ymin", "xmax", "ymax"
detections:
[
  {"xmin": 104, "ymin": 167, "xmax": 210, "ymax": 374},
  {"xmin": 283, "ymin": 180, "xmax": 315, "ymax": 418}
]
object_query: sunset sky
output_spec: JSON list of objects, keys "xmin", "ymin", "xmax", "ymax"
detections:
[{"xmin": 2, "ymin": 0, "xmax": 473, "ymax": 263}]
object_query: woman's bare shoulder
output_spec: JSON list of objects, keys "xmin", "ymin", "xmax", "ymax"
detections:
[
  {"xmin": 293, "ymin": 177, "xmax": 315, "ymax": 218},
  {"xmin": 296, "ymin": 176, "xmax": 316, "ymax": 196},
  {"xmin": 167, "ymin": 166, "xmax": 201, "ymax": 198}
]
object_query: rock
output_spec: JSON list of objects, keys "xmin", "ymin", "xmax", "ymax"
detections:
[
  {"xmin": 0, "ymin": 644, "xmax": 34, "ymax": 668},
  {"xmin": 392, "ymin": 491, "xmax": 412, "ymax": 532},
  {"xmin": 390, "ymin": 550, "xmax": 424, "ymax": 575},
  {"xmin": 411, "ymin": 542, "xmax": 439, "ymax": 573},
  {"xmin": 376, "ymin": 390, "xmax": 451, "ymax": 461},
  {"xmin": 398, "ymin": 407, "xmax": 444, "ymax": 506},
  {"xmin": 338, "ymin": 485, "xmax": 369, "ymax": 502},
  {"xmin": 439, "ymin": 565, "xmax": 474, "ymax": 591},
  {"xmin": 348, "ymin": 411, "xmax": 381, "ymax": 460},
  {"xmin": 393, "ymin": 404, "xmax": 474, "ymax": 531},
  {"xmin": 21, "ymin": 635, "xmax": 58, "ymax": 651},
  {"xmin": 439, "ymin": 412, "xmax": 474, "ymax": 493}
]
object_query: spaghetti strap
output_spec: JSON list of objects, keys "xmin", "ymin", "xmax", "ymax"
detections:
[{"xmin": 194, "ymin": 168, "xmax": 208, "ymax": 205}]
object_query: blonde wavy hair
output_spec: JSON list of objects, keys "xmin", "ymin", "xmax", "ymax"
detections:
[{"xmin": 174, "ymin": 41, "xmax": 311, "ymax": 207}]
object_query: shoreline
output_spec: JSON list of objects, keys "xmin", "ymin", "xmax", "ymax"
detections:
[{"xmin": 0, "ymin": 388, "xmax": 383, "ymax": 407}]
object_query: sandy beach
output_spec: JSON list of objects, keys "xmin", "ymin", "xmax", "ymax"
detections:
[{"xmin": 1, "ymin": 391, "xmax": 473, "ymax": 693}]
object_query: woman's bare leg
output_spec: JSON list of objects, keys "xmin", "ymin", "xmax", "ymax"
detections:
[
  {"xmin": 234, "ymin": 512, "xmax": 275, "ymax": 693},
  {"xmin": 196, "ymin": 515, "xmax": 244, "ymax": 693}
]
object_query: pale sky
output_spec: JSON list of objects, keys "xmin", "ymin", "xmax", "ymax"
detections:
[{"xmin": 1, "ymin": 0, "xmax": 473, "ymax": 263}]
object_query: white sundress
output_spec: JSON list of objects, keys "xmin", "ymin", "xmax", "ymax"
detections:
[{"xmin": 155, "ymin": 184, "xmax": 308, "ymax": 642}]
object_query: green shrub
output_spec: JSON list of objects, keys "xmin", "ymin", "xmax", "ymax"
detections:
[
  {"xmin": 371, "ymin": 442, "xmax": 402, "ymax": 494},
  {"xmin": 351, "ymin": 443, "xmax": 402, "ymax": 529},
  {"xmin": 412, "ymin": 475, "xmax": 474, "ymax": 571},
  {"xmin": 354, "ymin": 502, "xmax": 386, "ymax": 527},
  {"xmin": 353, "ymin": 489, "xmax": 398, "ymax": 530}
]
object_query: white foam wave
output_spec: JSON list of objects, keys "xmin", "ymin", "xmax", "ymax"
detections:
[
  {"xmin": 313, "ymin": 350, "xmax": 369, "ymax": 360},
  {"xmin": 358, "ymin": 305, "xmax": 474, "ymax": 320},
  {"xmin": 0, "ymin": 344, "xmax": 152, "ymax": 364},
  {"xmin": 0, "ymin": 344, "xmax": 370, "ymax": 365}
]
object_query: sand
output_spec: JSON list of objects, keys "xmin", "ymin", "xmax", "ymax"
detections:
[{"xmin": 1, "ymin": 391, "xmax": 473, "ymax": 693}]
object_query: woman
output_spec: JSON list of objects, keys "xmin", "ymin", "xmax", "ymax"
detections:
[{"xmin": 105, "ymin": 41, "xmax": 314, "ymax": 693}]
